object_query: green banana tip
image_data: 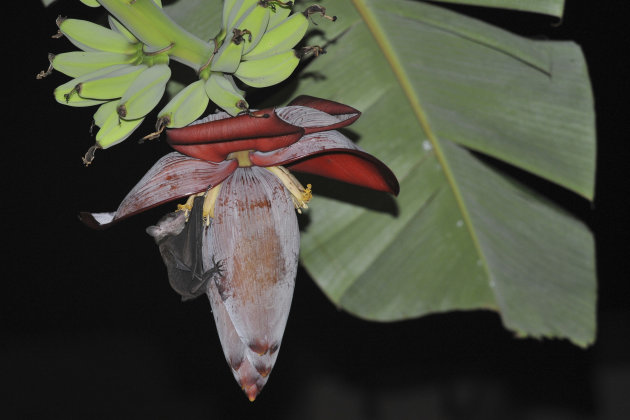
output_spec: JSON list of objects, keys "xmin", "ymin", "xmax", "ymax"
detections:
[
  {"xmin": 117, "ymin": 104, "xmax": 127, "ymax": 118},
  {"xmin": 232, "ymin": 29, "xmax": 253, "ymax": 45},
  {"xmin": 82, "ymin": 144, "xmax": 100, "ymax": 166},
  {"xmin": 262, "ymin": 1, "xmax": 294, "ymax": 12},
  {"xmin": 141, "ymin": 122, "xmax": 166, "ymax": 143},
  {"xmin": 151, "ymin": 115, "xmax": 171, "ymax": 137},
  {"xmin": 237, "ymin": 107, "xmax": 270, "ymax": 119},
  {"xmin": 55, "ymin": 15, "xmax": 66, "ymax": 28},
  {"xmin": 302, "ymin": 5, "xmax": 336, "ymax": 23},
  {"xmin": 295, "ymin": 45, "xmax": 325, "ymax": 59},
  {"xmin": 236, "ymin": 100, "xmax": 250, "ymax": 113},
  {"xmin": 36, "ymin": 54, "xmax": 55, "ymax": 79}
]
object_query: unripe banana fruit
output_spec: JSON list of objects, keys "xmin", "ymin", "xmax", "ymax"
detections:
[
  {"xmin": 117, "ymin": 64, "xmax": 171, "ymax": 120},
  {"xmin": 94, "ymin": 100, "xmax": 145, "ymax": 149},
  {"xmin": 157, "ymin": 79, "xmax": 210, "ymax": 128},
  {"xmin": 205, "ymin": 72, "xmax": 248, "ymax": 116},
  {"xmin": 225, "ymin": 0, "xmax": 259, "ymax": 33},
  {"xmin": 242, "ymin": 12, "xmax": 308, "ymax": 61},
  {"xmin": 57, "ymin": 17, "xmax": 139, "ymax": 55},
  {"xmin": 108, "ymin": 16, "xmax": 139, "ymax": 43},
  {"xmin": 211, "ymin": 31, "xmax": 245, "ymax": 74},
  {"xmin": 54, "ymin": 64, "xmax": 133, "ymax": 107},
  {"xmin": 234, "ymin": 49, "xmax": 299, "ymax": 88},
  {"xmin": 93, "ymin": 100, "xmax": 117, "ymax": 128},
  {"xmin": 80, "ymin": 0, "xmax": 100, "ymax": 7},
  {"xmin": 52, "ymin": 51, "xmax": 141, "ymax": 78},
  {"xmin": 79, "ymin": 64, "xmax": 148, "ymax": 100},
  {"xmin": 267, "ymin": 3, "xmax": 292, "ymax": 30},
  {"xmin": 234, "ymin": 4, "xmax": 270, "ymax": 54}
]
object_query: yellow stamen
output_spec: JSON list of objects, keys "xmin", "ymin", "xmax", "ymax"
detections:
[
  {"xmin": 266, "ymin": 166, "xmax": 312, "ymax": 213},
  {"xmin": 202, "ymin": 184, "xmax": 222, "ymax": 226},
  {"xmin": 176, "ymin": 194, "xmax": 198, "ymax": 220},
  {"xmin": 227, "ymin": 150, "xmax": 253, "ymax": 167}
]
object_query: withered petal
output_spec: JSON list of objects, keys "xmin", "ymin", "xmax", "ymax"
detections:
[
  {"xmin": 250, "ymin": 131, "xmax": 400, "ymax": 195},
  {"xmin": 288, "ymin": 95, "xmax": 361, "ymax": 118},
  {"xmin": 166, "ymin": 107, "xmax": 304, "ymax": 162},
  {"xmin": 275, "ymin": 105, "xmax": 360, "ymax": 135},
  {"xmin": 80, "ymin": 152, "xmax": 237, "ymax": 229}
]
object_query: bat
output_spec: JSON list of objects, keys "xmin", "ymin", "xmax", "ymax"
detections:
[{"xmin": 146, "ymin": 196, "xmax": 223, "ymax": 301}]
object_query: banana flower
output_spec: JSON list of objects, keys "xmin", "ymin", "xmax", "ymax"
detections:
[{"xmin": 81, "ymin": 96, "xmax": 399, "ymax": 401}]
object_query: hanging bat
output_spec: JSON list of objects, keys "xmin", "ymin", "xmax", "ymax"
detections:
[{"xmin": 146, "ymin": 196, "xmax": 223, "ymax": 301}]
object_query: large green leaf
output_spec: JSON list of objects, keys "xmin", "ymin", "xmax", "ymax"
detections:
[
  {"xmin": 165, "ymin": 0, "xmax": 596, "ymax": 346},
  {"xmin": 430, "ymin": 0, "xmax": 565, "ymax": 17}
]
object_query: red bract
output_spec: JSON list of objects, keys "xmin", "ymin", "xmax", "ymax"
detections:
[{"xmin": 81, "ymin": 96, "xmax": 399, "ymax": 401}]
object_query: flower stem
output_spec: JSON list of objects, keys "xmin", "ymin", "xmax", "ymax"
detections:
[{"xmin": 97, "ymin": 0, "xmax": 213, "ymax": 71}]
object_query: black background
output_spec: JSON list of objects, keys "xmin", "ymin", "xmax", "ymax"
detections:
[{"xmin": 3, "ymin": 1, "xmax": 628, "ymax": 418}]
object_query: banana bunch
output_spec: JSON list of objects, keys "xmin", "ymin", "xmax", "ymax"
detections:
[
  {"xmin": 41, "ymin": 5, "xmax": 172, "ymax": 163},
  {"xmin": 193, "ymin": 1, "xmax": 335, "ymax": 117},
  {"xmin": 39, "ymin": 0, "xmax": 334, "ymax": 162},
  {"xmin": 154, "ymin": 1, "xmax": 334, "ymax": 130}
]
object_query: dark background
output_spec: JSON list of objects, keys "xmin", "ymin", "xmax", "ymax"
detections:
[{"xmin": 2, "ymin": 0, "xmax": 627, "ymax": 418}]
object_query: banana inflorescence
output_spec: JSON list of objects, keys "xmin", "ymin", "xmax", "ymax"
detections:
[{"xmin": 39, "ymin": 0, "xmax": 335, "ymax": 163}]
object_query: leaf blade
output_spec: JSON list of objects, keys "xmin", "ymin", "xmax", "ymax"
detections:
[
  {"xmin": 296, "ymin": 0, "xmax": 596, "ymax": 346},
  {"xmin": 429, "ymin": 0, "xmax": 565, "ymax": 17}
]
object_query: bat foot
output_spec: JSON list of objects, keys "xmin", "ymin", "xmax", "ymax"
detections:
[{"xmin": 211, "ymin": 256, "xmax": 225, "ymax": 278}]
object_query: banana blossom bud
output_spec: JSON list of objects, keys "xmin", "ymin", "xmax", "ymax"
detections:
[{"xmin": 81, "ymin": 96, "xmax": 399, "ymax": 401}]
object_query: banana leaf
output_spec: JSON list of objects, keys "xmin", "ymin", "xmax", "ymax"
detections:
[
  {"xmin": 170, "ymin": 0, "xmax": 597, "ymax": 346},
  {"xmin": 430, "ymin": 0, "xmax": 565, "ymax": 17}
]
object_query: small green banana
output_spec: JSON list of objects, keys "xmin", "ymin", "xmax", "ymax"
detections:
[
  {"xmin": 210, "ymin": 31, "xmax": 245, "ymax": 74},
  {"xmin": 226, "ymin": 0, "xmax": 259, "ymax": 32},
  {"xmin": 157, "ymin": 79, "xmax": 209, "ymax": 128},
  {"xmin": 96, "ymin": 106, "xmax": 145, "ymax": 149},
  {"xmin": 57, "ymin": 17, "xmax": 139, "ymax": 55},
  {"xmin": 234, "ymin": 4, "xmax": 271, "ymax": 54},
  {"xmin": 215, "ymin": 0, "xmax": 239, "ymax": 45},
  {"xmin": 54, "ymin": 64, "xmax": 132, "ymax": 107},
  {"xmin": 234, "ymin": 49, "xmax": 299, "ymax": 88},
  {"xmin": 52, "ymin": 51, "xmax": 141, "ymax": 78},
  {"xmin": 204, "ymin": 72, "xmax": 248, "ymax": 116},
  {"xmin": 221, "ymin": 0, "xmax": 240, "ymax": 30},
  {"xmin": 80, "ymin": 0, "xmax": 100, "ymax": 7},
  {"xmin": 70, "ymin": 64, "xmax": 148, "ymax": 101},
  {"xmin": 267, "ymin": 2, "xmax": 293, "ymax": 30},
  {"xmin": 54, "ymin": 90, "xmax": 106, "ymax": 108},
  {"xmin": 108, "ymin": 16, "xmax": 139, "ymax": 43},
  {"xmin": 90, "ymin": 99, "xmax": 145, "ymax": 149},
  {"xmin": 117, "ymin": 64, "xmax": 171, "ymax": 120},
  {"xmin": 93, "ymin": 100, "xmax": 118, "ymax": 128},
  {"xmin": 242, "ymin": 12, "xmax": 308, "ymax": 61},
  {"xmin": 216, "ymin": 0, "xmax": 260, "ymax": 47}
]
